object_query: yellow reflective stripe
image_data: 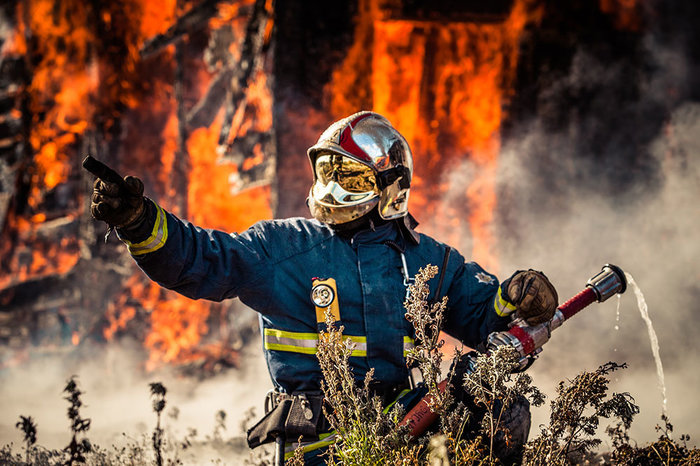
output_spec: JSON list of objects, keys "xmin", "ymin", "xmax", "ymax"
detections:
[
  {"xmin": 383, "ymin": 388, "xmax": 411, "ymax": 414},
  {"xmin": 494, "ymin": 285, "xmax": 516, "ymax": 317},
  {"xmin": 346, "ymin": 335, "xmax": 367, "ymax": 356},
  {"xmin": 263, "ymin": 329, "xmax": 367, "ymax": 357},
  {"xmin": 123, "ymin": 204, "xmax": 168, "ymax": 256},
  {"xmin": 264, "ymin": 329, "xmax": 415, "ymax": 359},
  {"xmin": 264, "ymin": 328, "xmax": 320, "ymax": 341},
  {"xmin": 403, "ymin": 336, "xmax": 415, "ymax": 356},
  {"xmin": 283, "ymin": 389, "xmax": 411, "ymax": 460},
  {"xmin": 284, "ymin": 432, "xmax": 337, "ymax": 459},
  {"xmin": 265, "ymin": 343, "xmax": 318, "ymax": 355}
]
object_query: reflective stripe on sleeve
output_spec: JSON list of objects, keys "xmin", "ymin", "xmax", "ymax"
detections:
[
  {"xmin": 123, "ymin": 204, "xmax": 168, "ymax": 256},
  {"xmin": 494, "ymin": 285, "xmax": 517, "ymax": 317}
]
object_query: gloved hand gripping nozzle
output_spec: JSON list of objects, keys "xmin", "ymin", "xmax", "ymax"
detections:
[{"xmin": 400, "ymin": 264, "xmax": 627, "ymax": 439}]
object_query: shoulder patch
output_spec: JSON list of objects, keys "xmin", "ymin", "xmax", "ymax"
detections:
[{"xmin": 475, "ymin": 271, "xmax": 495, "ymax": 285}]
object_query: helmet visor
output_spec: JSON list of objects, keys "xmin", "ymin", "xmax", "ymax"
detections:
[{"xmin": 315, "ymin": 153, "xmax": 377, "ymax": 194}]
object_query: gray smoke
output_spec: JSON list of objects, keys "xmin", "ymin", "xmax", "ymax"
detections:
[
  {"xmin": 432, "ymin": 33, "xmax": 700, "ymax": 443},
  {"xmin": 0, "ymin": 336, "xmax": 271, "ymax": 464},
  {"xmin": 500, "ymin": 99, "xmax": 699, "ymax": 444},
  {"xmin": 3, "ymin": 2, "xmax": 698, "ymax": 460}
]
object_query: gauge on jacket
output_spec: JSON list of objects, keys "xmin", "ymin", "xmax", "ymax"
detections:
[{"xmin": 311, "ymin": 277, "xmax": 340, "ymax": 324}]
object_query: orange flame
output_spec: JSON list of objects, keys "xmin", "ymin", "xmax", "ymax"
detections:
[
  {"xmin": 0, "ymin": 213, "xmax": 80, "ymax": 289},
  {"xmin": 3, "ymin": 0, "xmax": 271, "ymax": 369},
  {"xmin": 330, "ymin": 0, "xmax": 540, "ymax": 273},
  {"xmin": 599, "ymin": 0, "xmax": 642, "ymax": 31},
  {"xmin": 23, "ymin": 0, "xmax": 97, "ymax": 204},
  {"xmin": 186, "ymin": 118, "xmax": 272, "ymax": 231},
  {"xmin": 124, "ymin": 2, "xmax": 271, "ymax": 369},
  {"xmin": 1, "ymin": 0, "xmax": 176, "ymax": 290},
  {"xmin": 144, "ymin": 291, "xmax": 211, "ymax": 370}
]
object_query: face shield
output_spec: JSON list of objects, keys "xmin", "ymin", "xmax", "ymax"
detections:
[
  {"xmin": 311, "ymin": 153, "xmax": 379, "ymax": 207},
  {"xmin": 307, "ymin": 153, "xmax": 380, "ymax": 225}
]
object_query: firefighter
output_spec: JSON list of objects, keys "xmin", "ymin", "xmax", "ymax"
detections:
[{"xmin": 90, "ymin": 111, "xmax": 558, "ymax": 464}]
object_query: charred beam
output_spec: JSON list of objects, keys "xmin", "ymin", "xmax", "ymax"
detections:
[
  {"xmin": 0, "ymin": 136, "xmax": 21, "ymax": 153},
  {"xmin": 0, "ymin": 271, "xmax": 80, "ymax": 312},
  {"xmin": 186, "ymin": 67, "xmax": 234, "ymax": 129},
  {"xmin": 228, "ymin": 159, "xmax": 274, "ymax": 194},
  {"xmin": 218, "ymin": 131, "xmax": 271, "ymax": 165},
  {"xmin": 390, "ymin": 0, "xmax": 513, "ymax": 22},
  {"xmin": 0, "ymin": 113, "xmax": 23, "ymax": 139},
  {"xmin": 0, "ymin": 36, "xmax": 30, "ymax": 234},
  {"xmin": 217, "ymin": 0, "xmax": 270, "ymax": 150},
  {"xmin": 0, "ymin": 85, "xmax": 20, "ymax": 112},
  {"xmin": 186, "ymin": 22, "xmax": 237, "ymax": 128},
  {"xmin": 172, "ymin": 0, "xmax": 190, "ymax": 218},
  {"xmin": 139, "ymin": 0, "xmax": 221, "ymax": 59}
]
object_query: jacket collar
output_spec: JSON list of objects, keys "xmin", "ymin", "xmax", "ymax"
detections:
[{"xmin": 349, "ymin": 221, "xmax": 399, "ymax": 247}]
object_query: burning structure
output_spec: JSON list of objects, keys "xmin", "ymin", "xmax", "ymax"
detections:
[{"xmin": 1, "ymin": 0, "xmax": 699, "ymax": 452}]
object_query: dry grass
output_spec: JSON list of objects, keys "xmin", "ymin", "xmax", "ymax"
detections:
[{"xmin": 1, "ymin": 266, "xmax": 698, "ymax": 464}]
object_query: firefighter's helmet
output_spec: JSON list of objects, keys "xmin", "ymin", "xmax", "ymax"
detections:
[{"xmin": 307, "ymin": 111, "xmax": 413, "ymax": 225}]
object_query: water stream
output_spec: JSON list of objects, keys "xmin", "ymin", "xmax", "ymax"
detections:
[
  {"xmin": 625, "ymin": 272, "xmax": 668, "ymax": 416},
  {"xmin": 613, "ymin": 294, "xmax": 621, "ymax": 358}
]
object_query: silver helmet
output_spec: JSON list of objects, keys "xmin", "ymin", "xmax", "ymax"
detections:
[{"xmin": 307, "ymin": 111, "xmax": 413, "ymax": 225}]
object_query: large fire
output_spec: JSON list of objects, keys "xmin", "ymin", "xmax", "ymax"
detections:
[
  {"xmin": 101, "ymin": 0, "xmax": 273, "ymax": 369},
  {"xmin": 1, "ymin": 0, "xmax": 272, "ymax": 369},
  {"xmin": 1, "ymin": 0, "xmax": 636, "ymax": 369},
  {"xmin": 329, "ymin": 0, "xmax": 542, "ymax": 273}
]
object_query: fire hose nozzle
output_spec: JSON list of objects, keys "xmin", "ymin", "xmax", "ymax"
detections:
[{"xmin": 586, "ymin": 264, "xmax": 626, "ymax": 302}]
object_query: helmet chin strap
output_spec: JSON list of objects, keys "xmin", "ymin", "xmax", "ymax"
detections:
[
  {"xmin": 320, "ymin": 206, "xmax": 421, "ymax": 246},
  {"xmin": 327, "ymin": 206, "xmax": 389, "ymax": 235}
]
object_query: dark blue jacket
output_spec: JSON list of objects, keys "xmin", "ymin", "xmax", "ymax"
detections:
[{"xmin": 121, "ymin": 201, "xmax": 508, "ymax": 393}]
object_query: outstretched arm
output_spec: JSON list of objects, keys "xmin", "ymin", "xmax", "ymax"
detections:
[
  {"xmin": 122, "ymin": 200, "xmax": 272, "ymax": 305},
  {"xmin": 89, "ymin": 166, "xmax": 273, "ymax": 308}
]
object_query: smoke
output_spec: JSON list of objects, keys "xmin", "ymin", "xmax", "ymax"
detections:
[
  {"xmin": 499, "ymin": 100, "xmax": 700, "ymax": 444},
  {"xmin": 3, "ymin": 1, "xmax": 698, "ymax": 460},
  {"xmin": 435, "ymin": 24, "xmax": 700, "ymax": 443},
  {"xmin": 0, "ymin": 336, "xmax": 272, "ymax": 464}
]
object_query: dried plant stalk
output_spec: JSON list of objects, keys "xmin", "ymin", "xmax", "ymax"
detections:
[{"xmin": 404, "ymin": 265, "xmax": 452, "ymax": 414}]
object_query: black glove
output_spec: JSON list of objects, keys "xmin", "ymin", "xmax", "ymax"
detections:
[
  {"xmin": 90, "ymin": 175, "xmax": 145, "ymax": 229},
  {"xmin": 504, "ymin": 270, "xmax": 558, "ymax": 325}
]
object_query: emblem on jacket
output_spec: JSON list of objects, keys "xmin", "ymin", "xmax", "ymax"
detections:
[
  {"xmin": 311, "ymin": 282, "xmax": 335, "ymax": 307},
  {"xmin": 311, "ymin": 277, "xmax": 341, "ymax": 324},
  {"xmin": 475, "ymin": 272, "xmax": 495, "ymax": 285}
]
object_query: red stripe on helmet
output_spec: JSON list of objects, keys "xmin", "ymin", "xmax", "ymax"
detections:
[{"xmin": 338, "ymin": 113, "xmax": 373, "ymax": 163}]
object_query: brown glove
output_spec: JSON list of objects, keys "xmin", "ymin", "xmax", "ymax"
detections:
[
  {"xmin": 505, "ymin": 270, "xmax": 559, "ymax": 325},
  {"xmin": 90, "ymin": 175, "xmax": 145, "ymax": 228}
]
